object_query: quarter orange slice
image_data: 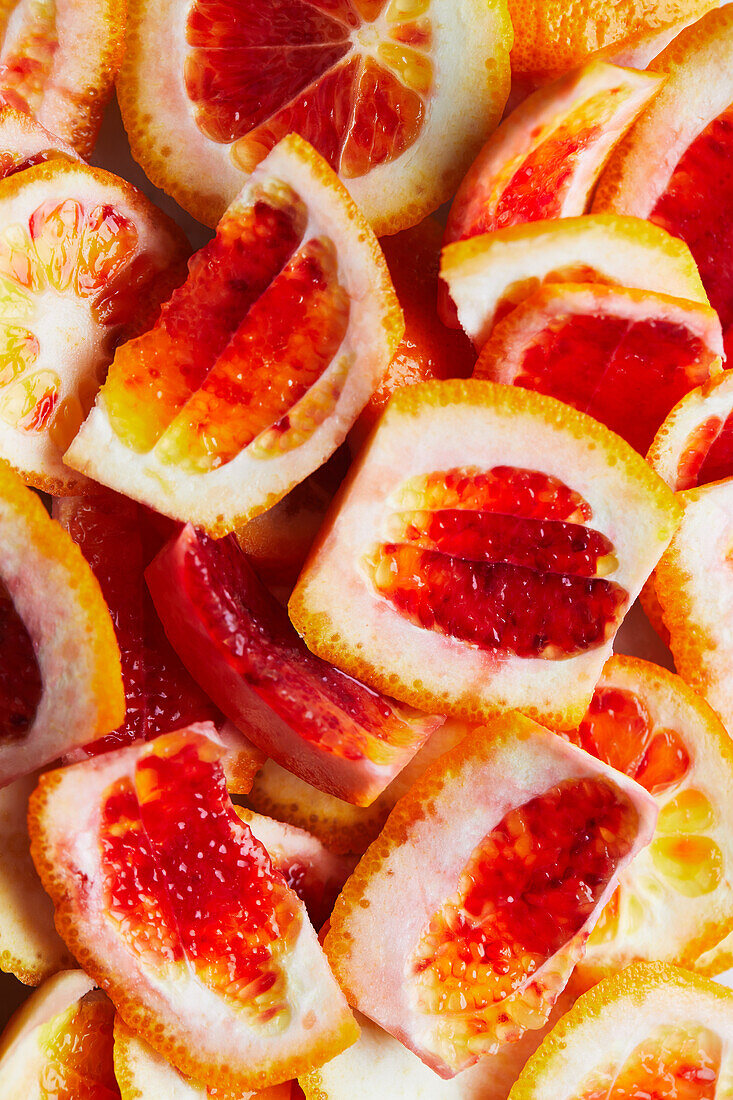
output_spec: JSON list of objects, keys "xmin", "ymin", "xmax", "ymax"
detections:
[
  {"xmin": 290, "ymin": 380, "xmax": 680, "ymax": 729},
  {"xmin": 0, "ymin": 0, "xmax": 125, "ymax": 156},
  {"xmin": 0, "ymin": 160, "xmax": 189, "ymax": 493},
  {"xmin": 649, "ymin": 371, "xmax": 733, "ymax": 491},
  {"xmin": 473, "ymin": 283, "xmax": 723, "ymax": 454},
  {"xmin": 594, "ymin": 7, "xmax": 733, "ymax": 361},
  {"xmin": 506, "ymin": 0, "xmax": 716, "ymax": 85},
  {"xmin": 118, "ymin": 0, "xmax": 512, "ymax": 233},
  {"xmin": 0, "ymin": 772, "xmax": 72, "ymax": 985},
  {"xmin": 324, "ymin": 712, "xmax": 657, "ymax": 1077},
  {"xmin": 66, "ymin": 135, "xmax": 403, "ymax": 535},
  {"xmin": 29, "ymin": 727, "xmax": 358, "ymax": 1092},
  {"xmin": 0, "ymin": 969, "xmax": 119, "ymax": 1100},
  {"xmin": 0, "ymin": 105, "xmax": 79, "ymax": 180},
  {"xmin": 440, "ymin": 214, "xmax": 707, "ymax": 348},
  {"xmin": 0, "ymin": 461, "xmax": 123, "ymax": 787},
  {"xmin": 508, "ymin": 962, "xmax": 733, "ymax": 1099},
  {"xmin": 562, "ymin": 655, "xmax": 733, "ymax": 988}
]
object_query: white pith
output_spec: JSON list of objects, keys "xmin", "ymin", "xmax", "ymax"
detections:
[{"xmin": 648, "ymin": 372, "xmax": 733, "ymax": 490}]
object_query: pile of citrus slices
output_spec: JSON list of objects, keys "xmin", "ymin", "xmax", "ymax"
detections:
[{"xmin": 7, "ymin": 0, "xmax": 733, "ymax": 1097}]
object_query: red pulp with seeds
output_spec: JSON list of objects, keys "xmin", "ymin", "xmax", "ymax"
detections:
[
  {"xmin": 575, "ymin": 1024, "xmax": 721, "ymax": 1099},
  {"xmin": 676, "ymin": 410, "xmax": 733, "ymax": 489}
]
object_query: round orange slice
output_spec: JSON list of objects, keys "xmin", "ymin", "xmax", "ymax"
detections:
[
  {"xmin": 29, "ymin": 727, "xmax": 358, "ymax": 1092},
  {"xmin": 649, "ymin": 371, "xmax": 733, "ymax": 491},
  {"xmin": 114, "ymin": 1016, "xmax": 294, "ymax": 1100},
  {"xmin": 562, "ymin": 655, "xmax": 733, "ymax": 988},
  {"xmin": 0, "ymin": 969, "xmax": 118, "ymax": 1099},
  {"xmin": 506, "ymin": 0, "xmax": 716, "ymax": 85},
  {"xmin": 289, "ymin": 379, "xmax": 680, "ymax": 729},
  {"xmin": 0, "ymin": 772, "xmax": 73, "ymax": 985},
  {"xmin": 0, "ymin": 159, "xmax": 189, "ymax": 493},
  {"xmin": 594, "ymin": 7, "xmax": 733, "ymax": 361},
  {"xmin": 655, "ymin": 476, "xmax": 733, "ymax": 738},
  {"xmin": 0, "ymin": 105, "xmax": 80, "ymax": 181},
  {"xmin": 440, "ymin": 214, "xmax": 708, "ymax": 349},
  {"xmin": 324, "ymin": 711, "xmax": 657, "ymax": 1078},
  {"xmin": 0, "ymin": 0, "xmax": 125, "ymax": 156},
  {"xmin": 508, "ymin": 962, "xmax": 733, "ymax": 1099},
  {"xmin": 473, "ymin": 282, "xmax": 723, "ymax": 454},
  {"xmin": 0, "ymin": 461, "xmax": 123, "ymax": 788},
  {"xmin": 118, "ymin": 0, "xmax": 512, "ymax": 233},
  {"xmin": 66, "ymin": 134, "xmax": 403, "ymax": 535}
]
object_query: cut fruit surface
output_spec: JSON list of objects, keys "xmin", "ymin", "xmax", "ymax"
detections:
[
  {"xmin": 0, "ymin": 105, "xmax": 80, "ymax": 180},
  {"xmin": 247, "ymin": 718, "xmax": 472, "ymax": 857},
  {"xmin": 146, "ymin": 523, "xmax": 441, "ymax": 806},
  {"xmin": 0, "ymin": 772, "xmax": 72, "ymax": 984},
  {"xmin": 443, "ymin": 62, "xmax": 661, "ymax": 252},
  {"xmin": 0, "ymin": 159, "xmax": 189, "ymax": 492},
  {"xmin": 118, "ymin": 0, "xmax": 512, "ymax": 233},
  {"xmin": 506, "ymin": 0, "xmax": 715, "ymax": 83},
  {"xmin": 655, "ymin": 477, "xmax": 733, "ymax": 738},
  {"xmin": 507, "ymin": 962, "xmax": 733, "ymax": 1100},
  {"xmin": 29, "ymin": 727, "xmax": 358, "ymax": 1092},
  {"xmin": 0, "ymin": 461, "xmax": 123, "ymax": 788},
  {"xmin": 0, "ymin": 969, "xmax": 119, "ymax": 1100},
  {"xmin": 66, "ymin": 135, "xmax": 403, "ymax": 535},
  {"xmin": 290, "ymin": 380, "xmax": 680, "ymax": 728},
  {"xmin": 353, "ymin": 216, "xmax": 475, "ymax": 446},
  {"xmin": 593, "ymin": 7, "xmax": 733, "ymax": 362},
  {"xmin": 648, "ymin": 371, "xmax": 733, "ymax": 491},
  {"xmin": 440, "ymin": 214, "xmax": 708, "ymax": 349},
  {"xmin": 562, "ymin": 655, "xmax": 733, "ymax": 987},
  {"xmin": 0, "ymin": 0, "xmax": 125, "ymax": 156},
  {"xmin": 324, "ymin": 712, "xmax": 656, "ymax": 1078},
  {"xmin": 474, "ymin": 283, "xmax": 723, "ymax": 454}
]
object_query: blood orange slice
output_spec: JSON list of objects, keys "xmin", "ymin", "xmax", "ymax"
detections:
[
  {"xmin": 655, "ymin": 477, "xmax": 733, "ymax": 737},
  {"xmin": 0, "ymin": 105, "xmax": 80, "ymax": 180},
  {"xmin": 352, "ymin": 215, "xmax": 475, "ymax": 448},
  {"xmin": 508, "ymin": 962, "xmax": 733, "ymax": 1100},
  {"xmin": 0, "ymin": 0, "xmax": 124, "ymax": 156},
  {"xmin": 648, "ymin": 371, "xmax": 733, "ymax": 491},
  {"xmin": 324, "ymin": 712, "xmax": 656, "ymax": 1078},
  {"xmin": 562, "ymin": 655, "xmax": 733, "ymax": 988},
  {"xmin": 440, "ymin": 214, "xmax": 707, "ymax": 349},
  {"xmin": 247, "ymin": 718, "xmax": 471, "ymax": 857},
  {"xmin": 0, "ymin": 969, "xmax": 119, "ymax": 1099},
  {"xmin": 290, "ymin": 380, "xmax": 680, "ymax": 728},
  {"xmin": 118, "ymin": 0, "xmax": 512, "ymax": 233},
  {"xmin": 473, "ymin": 283, "xmax": 723, "ymax": 454},
  {"xmin": 594, "ymin": 8, "xmax": 733, "ymax": 361},
  {"xmin": 0, "ymin": 159, "xmax": 189, "ymax": 493},
  {"xmin": 0, "ymin": 772, "xmax": 72, "ymax": 984},
  {"xmin": 0, "ymin": 462, "xmax": 123, "ymax": 787},
  {"xmin": 146, "ymin": 523, "xmax": 442, "ymax": 806},
  {"xmin": 29, "ymin": 727, "xmax": 358, "ymax": 1092},
  {"xmin": 66, "ymin": 135, "xmax": 403, "ymax": 535}
]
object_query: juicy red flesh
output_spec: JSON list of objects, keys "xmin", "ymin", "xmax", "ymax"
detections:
[
  {"xmin": 375, "ymin": 467, "xmax": 626, "ymax": 659},
  {"xmin": 511, "ymin": 312, "xmax": 713, "ymax": 454},
  {"xmin": 101, "ymin": 736, "xmax": 300, "ymax": 1018},
  {"xmin": 678, "ymin": 410, "xmax": 733, "ymax": 489},
  {"xmin": 652, "ymin": 105, "xmax": 733, "ymax": 361},
  {"xmin": 61, "ymin": 494, "xmax": 219, "ymax": 753},
  {"xmin": 155, "ymin": 529, "xmax": 429, "ymax": 764},
  {"xmin": 0, "ymin": 582, "xmax": 41, "ymax": 742},
  {"xmin": 413, "ymin": 777, "xmax": 638, "ymax": 1013}
]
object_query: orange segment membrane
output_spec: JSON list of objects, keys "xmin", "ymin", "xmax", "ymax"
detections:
[
  {"xmin": 186, "ymin": 0, "xmax": 430, "ymax": 178},
  {"xmin": 575, "ymin": 1023, "xmax": 721, "ymax": 1099},
  {"xmin": 676, "ymin": 410, "xmax": 733, "ymax": 489},
  {"xmin": 155, "ymin": 236, "xmax": 350, "ymax": 471},
  {"xmin": 0, "ymin": 577, "xmax": 41, "ymax": 743},
  {"xmin": 100, "ymin": 734, "xmax": 302, "ymax": 1025},
  {"xmin": 411, "ymin": 777, "xmax": 638, "ymax": 1055},
  {"xmin": 40, "ymin": 991, "xmax": 119, "ymax": 1100},
  {"xmin": 175, "ymin": 531, "xmax": 432, "ymax": 767},
  {"xmin": 505, "ymin": 312, "xmax": 714, "ymax": 455},
  {"xmin": 372, "ymin": 467, "xmax": 627, "ymax": 660},
  {"xmin": 651, "ymin": 105, "xmax": 733, "ymax": 361},
  {"xmin": 0, "ymin": 0, "xmax": 58, "ymax": 115}
]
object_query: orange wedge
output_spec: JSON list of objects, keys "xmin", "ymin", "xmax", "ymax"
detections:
[
  {"xmin": 0, "ymin": 106, "xmax": 80, "ymax": 181},
  {"xmin": 649, "ymin": 370, "xmax": 733, "ymax": 491}
]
